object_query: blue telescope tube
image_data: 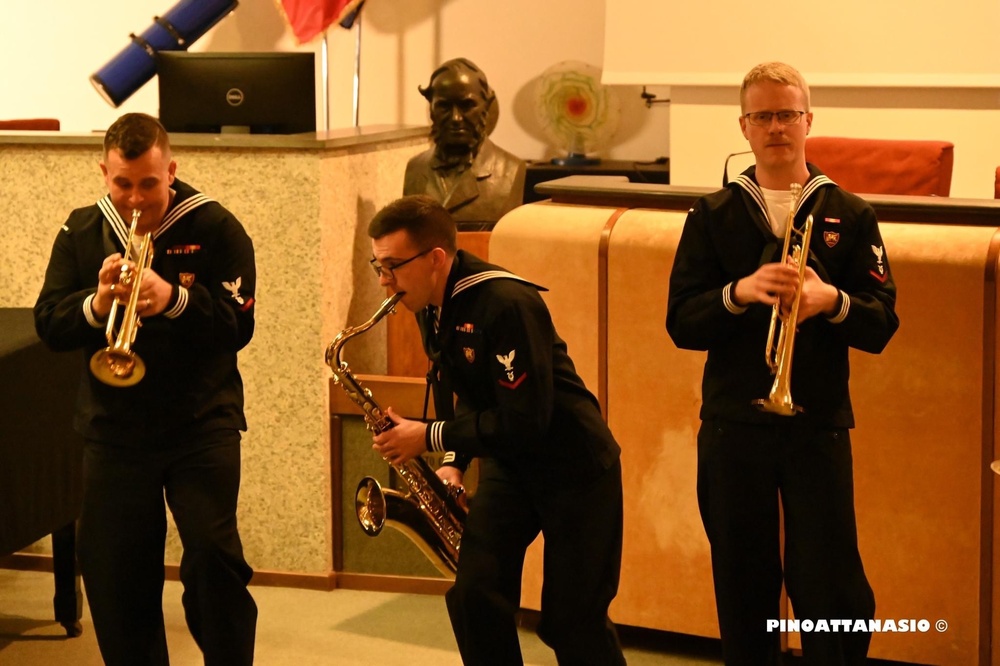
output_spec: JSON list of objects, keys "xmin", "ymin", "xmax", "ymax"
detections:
[{"xmin": 90, "ymin": 0, "xmax": 239, "ymax": 108}]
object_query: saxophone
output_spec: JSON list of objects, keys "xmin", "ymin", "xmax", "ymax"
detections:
[{"xmin": 325, "ymin": 292, "xmax": 466, "ymax": 576}]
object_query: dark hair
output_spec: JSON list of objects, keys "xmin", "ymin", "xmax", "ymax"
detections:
[
  {"xmin": 368, "ymin": 195, "xmax": 458, "ymax": 254},
  {"xmin": 103, "ymin": 113, "xmax": 171, "ymax": 160},
  {"xmin": 418, "ymin": 57, "xmax": 495, "ymax": 107}
]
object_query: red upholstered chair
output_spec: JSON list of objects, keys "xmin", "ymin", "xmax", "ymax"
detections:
[
  {"xmin": 805, "ymin": 136, "xmax": 954, "ymax": 196},
  {"xmin": 0, "ymin": 118, "xmax": 60, "ymax": 130}
]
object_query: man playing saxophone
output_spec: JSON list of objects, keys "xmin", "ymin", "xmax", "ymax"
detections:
[
  {"xmin": 666, "ymin": 62, "xmax": 899, "ymax": 665},
  {"xmin": 34, "ymin": 113, "xmax": 257, "ymax": 665},
  {"xmin": 367, "ymin": 195, "xmax": 626, "ymax": 665}
]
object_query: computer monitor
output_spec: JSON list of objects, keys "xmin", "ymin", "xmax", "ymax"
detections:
[{"xmin": 156, "ymin": 52, "xmax": 316, "ymax": 134}]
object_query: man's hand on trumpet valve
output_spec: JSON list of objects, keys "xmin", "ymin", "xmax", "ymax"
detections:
[
  {"xmin": 733, "ymin": 261, "xmax": 798, "ymax": 307},
  {"xmin": 93, "ymin": 253, "xmax": 127, "ymax": 319},
  {"xmin": 775, "ymin": 253, "xmax": 840, "ymax": 323},
  {"xmin": 137, "ymin": 266, "xmax": 173, "ymax": 316},
  {"xmin": 93, "ymin": 253, "xmax": 172, "ymax": 319},
  {"xmin": 793, "ymin": 265, "xmax": 841, "ymax": 323}
]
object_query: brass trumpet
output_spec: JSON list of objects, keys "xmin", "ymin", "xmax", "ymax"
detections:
[
  {"xmin": 754, "ymin": 183, "xmax": 814, "ymax": 416},
  {"xmin": 90, "ymin": 210, "xmax": 152, "ymax": 387}
]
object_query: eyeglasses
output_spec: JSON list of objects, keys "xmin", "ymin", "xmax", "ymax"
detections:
[
  {"xmin": 369, "ymin": 248, "xmax": 432, "ymax": 280},
  {"xmin": 743, "ymin": 110, "xmax": 806, "ymax": 127}
]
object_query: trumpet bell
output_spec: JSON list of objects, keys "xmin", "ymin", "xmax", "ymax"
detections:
[
  {"xmin": 90, "ymin": 348, "xmax": 146, "ymax": 387},
  {"xmin": 754, "ymin": 371, "xmax": 803, "ymax": 416},
  {"xmin": 753, "ymin": 396, "xmax": 801, "ymax": 416}
]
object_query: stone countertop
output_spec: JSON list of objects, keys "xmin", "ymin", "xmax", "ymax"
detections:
[{"xmin": 0, "ymin": 124, "xmax": 429, "ymax": 150}]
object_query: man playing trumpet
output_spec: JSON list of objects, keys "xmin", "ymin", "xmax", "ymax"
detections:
[
  {"xmin": 34, "ymin": 113, "xmax": 257, "ymax": 665},
  {"xmin": 666, "ymin": 63, "xmax": 899, "ymax": 665}
]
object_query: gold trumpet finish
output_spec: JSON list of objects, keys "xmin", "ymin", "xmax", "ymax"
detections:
[
  {"xmin": 326, "ymin": 292, "xmax": 467, "ymax": 576},
  {"xmin": 755, "ymin": 183, "xmax": 814, "ymax": 416},
  {"xmin": 90, "ymin": 210, "xmax": 152, "ymax": 387}
]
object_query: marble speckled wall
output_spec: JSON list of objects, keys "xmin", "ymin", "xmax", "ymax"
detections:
[
  {"xmin": 0, "ymin": 130, "xmax": 428, "ymax": 574},
  {"xmin": 1, "ymin": 146, "xmax": 108, "ymax": 305}
]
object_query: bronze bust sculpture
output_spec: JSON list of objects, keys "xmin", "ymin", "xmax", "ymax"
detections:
[{"xmin": 403, "ymin": 58, "xmax": 526, "ymax": 226}]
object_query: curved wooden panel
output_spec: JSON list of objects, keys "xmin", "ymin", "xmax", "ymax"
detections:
[
  {"xmin": 847, "ymin": 223, "xmax": 998, "ymax": 664},
  {"xmin": 605, "ymin": 209, "xmax": 720, "ymax": 637}
]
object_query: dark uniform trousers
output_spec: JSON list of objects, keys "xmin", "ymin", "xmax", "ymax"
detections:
[
  {"xmin": 697, "ymin": 419, "xmax": 875, "ymax": 666},
  {"xmin": 445, "ymin": 458, "xmax": 626, "ymax": 666},
  {"xmin": 78, "ymin": 430, "xmax": 257, "ymax": 665}
]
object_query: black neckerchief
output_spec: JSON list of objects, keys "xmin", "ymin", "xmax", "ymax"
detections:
[{"xmin": 733, "ymin": 165, "xmax": 837, "ymax": 282}]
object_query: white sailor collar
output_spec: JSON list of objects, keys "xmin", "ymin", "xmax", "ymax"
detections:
[
  {"xmin": 732, "ymin": 173, "xmax": 836, "ymax": 220},
  {"xmin": 97, "ymin": 190, "xmax": 214, "ymax": 249}
]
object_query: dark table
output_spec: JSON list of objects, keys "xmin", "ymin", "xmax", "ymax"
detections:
[
  {"xmin": 0, "ymin": 308, "xmax": 84, "ymax": 636},
  {"xmin": 523, "ymin": 158, "xmax": 670, "ymax": 204}
]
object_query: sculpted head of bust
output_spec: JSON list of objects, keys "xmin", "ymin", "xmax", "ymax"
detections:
[
  {"xmin": 404, "ymin": 58, "xmax": 525, "ymax": 224},
  {"xmin": 419, "ymin": 58, "xmax": 495, "ymax": 169}
]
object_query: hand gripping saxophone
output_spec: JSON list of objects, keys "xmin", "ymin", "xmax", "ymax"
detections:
[{"xmin": 325, "ymin": 292, "xmax": 466, "ymax": 576}]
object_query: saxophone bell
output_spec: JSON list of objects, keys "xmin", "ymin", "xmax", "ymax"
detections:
[{"xmin": 355, "ymin": 477, "xmax": 388, "ymax": 536}]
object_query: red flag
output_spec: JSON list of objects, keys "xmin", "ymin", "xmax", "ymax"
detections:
[{"xmin": 280, "ymin": 0, "xmax": 364, "ymax": 44}]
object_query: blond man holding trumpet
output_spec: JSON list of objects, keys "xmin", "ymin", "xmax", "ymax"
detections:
[{"xmin": 667, "ymin": 63, "xmax": 899, "ymax": 665}]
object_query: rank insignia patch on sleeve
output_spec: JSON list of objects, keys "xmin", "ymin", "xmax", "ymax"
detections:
[
  {"xmin": 869, "ymin": 245, "xmax": 887, "ymax": 282},
  {"xmin": 222, "ymin": 277, "xmax": 246, "ymax": 304},
  {"xmin": 496, "ymin": 349, "xmax": 527, "ymax": 389}
]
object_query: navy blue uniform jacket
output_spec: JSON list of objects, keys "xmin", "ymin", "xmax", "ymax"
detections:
[{"xmin": 421, "ymin": 251, "xmax": 620, "ymax": 482}]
